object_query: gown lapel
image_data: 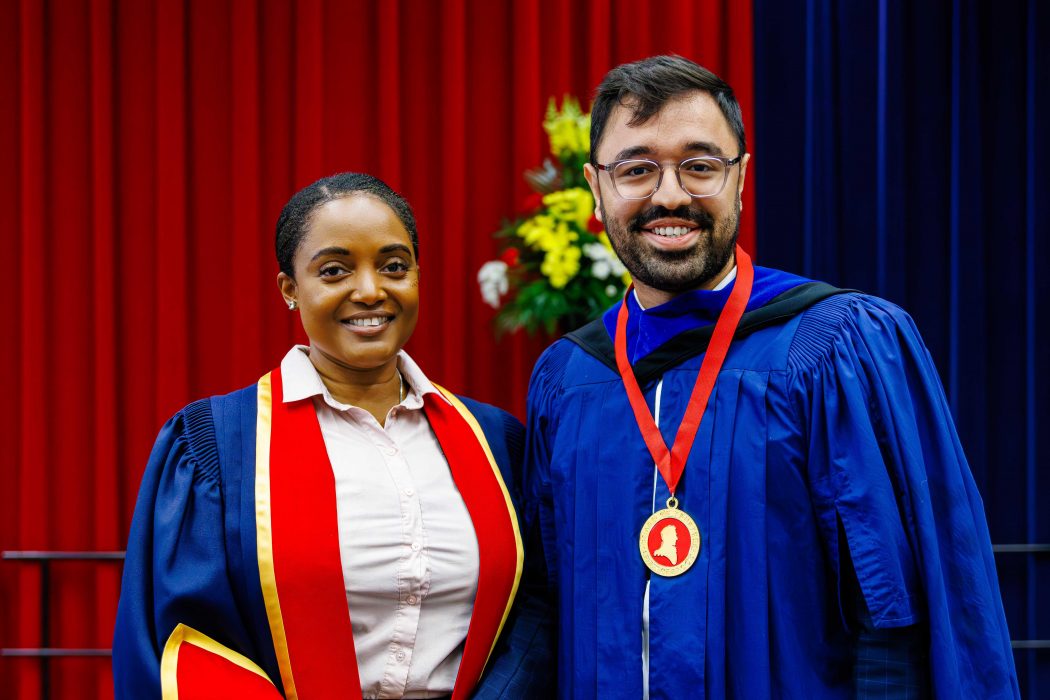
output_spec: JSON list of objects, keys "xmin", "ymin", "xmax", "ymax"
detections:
[{"xmin": 425, "ymin": 387, "xmax": 524, "ymax": 700}]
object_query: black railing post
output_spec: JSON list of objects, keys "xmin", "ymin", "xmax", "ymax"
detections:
[
  {"xmin": 40, "ymin": 558, "xmax": 50, "ymax": 700},
  {"xmin": 2, "ymin": 551, "xmax": 125, "ymax": 699}
]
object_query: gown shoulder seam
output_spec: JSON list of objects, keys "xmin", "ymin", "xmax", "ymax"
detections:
[{"xmin": 179, "ymin": 398, "xmax": 222, "ymax": 486}]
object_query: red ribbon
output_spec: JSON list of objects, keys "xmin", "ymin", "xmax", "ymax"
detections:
[{"xmin": 614, "ymin": 244, "xmax": 755, "ymax": 497}]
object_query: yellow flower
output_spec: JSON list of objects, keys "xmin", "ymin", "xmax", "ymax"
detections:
[
  {"xmin": 544, "ymin": 97, "xmax": 591, "ymax": 160},
  {"xmin": 518, "ymin": 215, "xmax": 578, "ymax": 253},
  {"xmin": 541, "ymin": 245, "xmax": 582, "ymax": 288},
  {"xmin": 516, "ymin": 215, "xmax": 554, "ymax": 248},
  {"xmin": 542, "ymin": 188, "xmax": 593, "ymax": 230},
  {"xmin": 518, "ymin": 212, "xmax": 584, "ymax": 287}
]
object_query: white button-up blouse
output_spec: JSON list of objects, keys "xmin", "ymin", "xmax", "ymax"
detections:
[{"xmin": 280, "ymin": 346, "xmax": 480, "ymax": 699}]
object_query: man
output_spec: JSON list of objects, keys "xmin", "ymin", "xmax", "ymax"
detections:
[
  {"xmin": 651, "ymin": 524, "xmax": 679, "ymax": 566},
  {"xmin": 525, "ymin": 55, "xmax": 1018, "ymax": 699}
]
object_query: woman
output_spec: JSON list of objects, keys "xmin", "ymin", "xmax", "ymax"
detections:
[{"xmin": 113, "ymin": 173, "xmax": 550, "ymax": 698}]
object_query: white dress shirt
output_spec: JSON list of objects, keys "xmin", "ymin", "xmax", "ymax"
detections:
[
  {"xmin": 638, "ymin": 264, "xmax": 735, "ymax": 699},
  {"xmin": 280, "ymin": 346, "xmax": 480, "ymax": 699}
]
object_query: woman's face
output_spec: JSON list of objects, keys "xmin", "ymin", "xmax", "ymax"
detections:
[{"xmin": 279, "ymin": 195, "xmax": 419, "ymax": 374}]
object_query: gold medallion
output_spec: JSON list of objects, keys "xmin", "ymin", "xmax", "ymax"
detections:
[{"xmin": 639, "ymin": 497, "xmax": 701, "ymax": 577}]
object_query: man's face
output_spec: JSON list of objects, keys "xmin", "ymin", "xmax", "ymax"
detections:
[{"xmin": 584, "ymin": 91, "xmax": 749, "ymax": 305}]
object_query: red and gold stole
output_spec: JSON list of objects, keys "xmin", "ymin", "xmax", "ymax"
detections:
[{"xmin": 252, "ymin": 369, "xmax": 523, "ymax": 700}]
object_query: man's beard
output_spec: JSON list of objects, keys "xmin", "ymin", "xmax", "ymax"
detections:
[{"xmin": 600, "ymin": 197, "xmax": 740, "ymax": 295}]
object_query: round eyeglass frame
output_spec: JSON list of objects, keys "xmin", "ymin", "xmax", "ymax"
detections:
[{"xmin": 594, "ymin": 155, "xmax": 743, "ymax": 200}]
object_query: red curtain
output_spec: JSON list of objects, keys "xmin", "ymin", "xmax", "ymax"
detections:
[{"xmin": 1, "ymin": 1, "xmax": 753, "ymax": 695}]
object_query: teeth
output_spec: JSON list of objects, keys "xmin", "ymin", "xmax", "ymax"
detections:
[
  {"xmin": 651, "ymin": 226, "xmax": 691, "ymax": 237},
  {"xmin": 346, "ymin": 317, "xmax": 389, "ymax": 327}
]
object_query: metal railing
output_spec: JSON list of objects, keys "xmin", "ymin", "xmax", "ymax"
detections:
[
  {"xmin": 992, "ymin": 544, "xmax": 1050, "ymax": 650},
  {"xmin": 1, "ymin": 545, "xmax": 1046, "ymax": 698},
  {"xmin": 1, "ymin": 551, "xmax": 125, "ymax": 700}
]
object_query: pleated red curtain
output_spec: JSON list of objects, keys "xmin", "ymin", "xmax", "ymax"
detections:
[{"xmin": 1, "ymin": 1, "xmax": 753, "ymax": 695}]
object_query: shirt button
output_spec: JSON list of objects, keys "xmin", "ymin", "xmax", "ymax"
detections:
[
  {"xmin": 395, "ymin": 650, "xmax": 407, "ymax": 663},
  {"xmin": 411, "ymin": 542, "xmax": 421, "ymax": 551},
  {"xmin": 407, "ymin": 595, "xmax": 418, "ymax": 605},
  {"xmin": 404, "ymin": 488, "xmax": 414, "ymax": 497},
  {"xmin": 383, "ymin": 445, "xmax": 398, "ymax": 456}
]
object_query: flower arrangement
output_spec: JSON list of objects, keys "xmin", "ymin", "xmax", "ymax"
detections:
[{"xmin": 478, "ymin": 97, "xmax": 629, "ymax": 335}]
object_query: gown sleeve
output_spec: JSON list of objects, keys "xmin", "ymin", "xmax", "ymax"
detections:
[
  {"xmin": 112, "ymin": 401, "xmax": 282, "ymax": 699},
  {"xmin": 790, "ymin": 293, "xmax": 1019, "ymax": 699}
]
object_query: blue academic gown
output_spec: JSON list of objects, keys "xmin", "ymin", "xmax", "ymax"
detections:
[
  {"xmin": 113, "ymin": 374, "xmax": 552, "ymax": 698},
  {"xmin": 525, "ymin": 266, "xmax": 1018, "ymax": 699}
]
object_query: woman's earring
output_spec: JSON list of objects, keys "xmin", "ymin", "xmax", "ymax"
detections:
[{"xmin": 287, "ymin": 300, "xmax": 298, "ymax": 310}]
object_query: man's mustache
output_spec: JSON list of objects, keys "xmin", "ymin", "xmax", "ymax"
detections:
[{"xmin": 630, "ymin": 205, "xmax": 714, "ymax": 231}]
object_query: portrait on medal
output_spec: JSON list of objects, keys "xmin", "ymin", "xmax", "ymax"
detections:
[
  {"xmin": 639, "ymin": 509, "xmax": 701, "ymax": 577},
  {"xmin": 652, "ymin": 524, "xmax": 680, "ymax": 565}
]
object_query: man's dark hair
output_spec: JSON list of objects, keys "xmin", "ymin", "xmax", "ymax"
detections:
[
  {"xmin": 275, "ymin": 172, "xmax": 419, "ymax": 278},
  {"xmin": 590, "ymin": 55, "xmax": 746, "ymax": 163}
]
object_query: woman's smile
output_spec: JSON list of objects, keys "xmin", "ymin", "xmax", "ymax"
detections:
[
  {"xmin": 278, "ymin": 194, "xmax": 421, "ymax": 380},
  {"xmin": 341, "ymin": 311, "xmax": 396, "ymax": 335}
]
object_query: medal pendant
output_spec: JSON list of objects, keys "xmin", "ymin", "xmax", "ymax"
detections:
[{"xmin": 639, "ymin": 496, "xmax": 701, "ymax": 577}]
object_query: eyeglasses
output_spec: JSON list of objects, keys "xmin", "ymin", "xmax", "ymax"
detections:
[{"xmin": 594, "ymin": 155, "xmax": 743, "ymax": 200}]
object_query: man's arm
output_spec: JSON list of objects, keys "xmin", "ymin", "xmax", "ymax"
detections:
[
  {"xmin": 794, "ymin": 293, "xmax": 1018, "ymax": 699},
  {"xmin": 841, "ymin": 529, "xmax": 930, "ymax": 699}
]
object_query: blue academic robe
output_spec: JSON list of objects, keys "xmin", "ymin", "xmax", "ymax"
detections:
[
  {"xmin": 525, "ymin": 267, "xmax": 1018, "ymax": 699},
  {"xmin": 113, "ymin": 369, "xmax": 552, "ymax": 698}
]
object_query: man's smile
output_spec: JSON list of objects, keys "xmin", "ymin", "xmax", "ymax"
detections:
[
  {"xmin": 649, "ymin": 225, "xmax": 694, "ymax": 238},
  {"xmin": 639, "ymin": 217, "xmax": 705, "ymax": 250}
]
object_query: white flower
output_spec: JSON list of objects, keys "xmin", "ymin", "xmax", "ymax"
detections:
[
  {"xmin": 477, "ymin": 260, "xmax": 509, "ymax": 309},
  {"xmin": 582, "ymin": 242, "xmax": 626, "ymax": 280},
  {"xmin": 606, "ymin": 285, "xmax": 618, "ymax": 297},
  {"xmin": 582, "ymin": 242, "xmax": 606, "ymax": 261}
]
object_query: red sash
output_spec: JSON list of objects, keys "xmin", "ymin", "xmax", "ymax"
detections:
[
  {"xmin": 252, "ymin": 370, "xmax": 523, "ymax": 699},
  {"xmin": 161, "ymin": 624, "xmax": 282, "ymax": 698},
  {"xmin": 426, "ymin": 387, "xmax": 524, "ymax": 698}
]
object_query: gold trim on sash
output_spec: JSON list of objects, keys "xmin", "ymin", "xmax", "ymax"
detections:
[
  {"xmin": 434, "ymin": 385, "xmax": 525, "ymax": 669},
  {"xmin": 255, "ymin": 373, "xmax": 299, "ymax": 699},
  {"xmin": 160, "ymin": 623, "xmax": 274, "ymax": 699}
]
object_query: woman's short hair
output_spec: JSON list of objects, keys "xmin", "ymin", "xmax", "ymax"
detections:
[{"xmin": 275, "ymin": 172, "xmax": 420, "ymax": 278}]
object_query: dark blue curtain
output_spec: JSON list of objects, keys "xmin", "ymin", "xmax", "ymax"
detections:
[{"xmin": 753, "ymin": 0, "xmax": 1049, "ymax": 696}]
